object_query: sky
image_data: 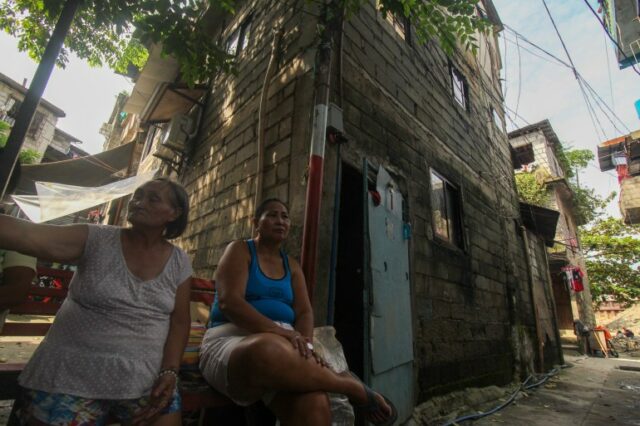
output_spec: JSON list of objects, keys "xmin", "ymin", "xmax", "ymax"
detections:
[
  {"xmin": 493, "ymin": 0, "xmax": 639, "ymax": 219},
  {"xmin": 0, "ymin": 1, "xmax": 637, "ymax": 218},
  {"xmin": 0, "ymin": 32, "xmax": 133, "ymax": 155}
]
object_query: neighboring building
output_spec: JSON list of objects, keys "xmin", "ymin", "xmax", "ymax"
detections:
[
  {"xmin": 598, "ymin": 131, "xmax": 640, "ymax": 224},
  {"xmin": 595, "ymin": 298, "xmax": 625, "ymax": 324},
  {"xmin": 599, "ymin": 0, "xmax": 640, "ymax": 70},
  {"xmin": 112, "ymin": 1, "xmax": 562, "ymax": 420},
  {"xmin": 0, "ymin": 72, "xmax": 84, "ymax": 161},
  {"xmin": 509, "ymin": 120, "xmax": 596, "ymax": 337},
  {"xmin": 41, "ymin": 128, "xmax": 88, "ymax": 163}
]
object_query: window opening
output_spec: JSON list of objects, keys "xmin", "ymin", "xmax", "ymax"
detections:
[
  {"xmin": 226, "ymin": 15, "xmax": 252, "ymax": 57},
  {"xmin": 141, "ymin": 124, "xmax": 164, "ymax": 160},
  {"xmin": 450, "ymin": 66, "xmax": 468, "ymax": 110},
  {"xmin": 430, "ymin": 170, "xmax": 463, "ymax": 247}
]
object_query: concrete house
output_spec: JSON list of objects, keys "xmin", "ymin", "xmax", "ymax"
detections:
[
  {"xmin": 509, "ymin": 120, "xmax": 596, "ymax": 339},
  {"xmin": 0, "ymin": 72, "xmax": 83, "ymax": 162},
  {"xmin": 598, "ymin": 131, "xmax": 640, "ymax": 225},
  {"xmin": 112, "ymin": 1, "xmax": 562, "ymax": 421}
]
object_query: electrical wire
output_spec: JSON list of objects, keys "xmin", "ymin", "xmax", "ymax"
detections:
[
  {"xmin": 440, "ymin": 367, "xmax": 562, "ymax": 426},
  {"xmin": 603, "ymin": 31, "xmax": 616, "ymax": 112},
  {"xmin": 503, "ymin": 24, "xmax": 630, "ymax": 136},
  {"xmin": 540, "ymin": 0, "xmax": 608, "ymax": 141}
]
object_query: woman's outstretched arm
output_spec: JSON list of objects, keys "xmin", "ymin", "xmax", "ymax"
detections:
[{"xmin": 0, "ymin": 215, "xmax": 88, "ymax": 263}]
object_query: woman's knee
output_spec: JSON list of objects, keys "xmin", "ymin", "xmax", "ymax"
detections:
[{"xmin": 232, "ymin": 333, "xmax": 292, "ymax": 367}]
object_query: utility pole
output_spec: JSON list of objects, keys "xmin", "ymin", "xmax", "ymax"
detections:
[
  {"xmin": 0, "ymin": 0, "xmax": 81, "ymax": 199},
  {"xmin": 300, "ymin": 0, "xmax": 343, "ymax": 301}
]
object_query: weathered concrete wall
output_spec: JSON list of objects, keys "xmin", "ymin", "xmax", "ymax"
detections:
[
  {"xmin": 335, "ymin": 4, "xmax": 536, "ymax": 401},
  {"xmin": 0, "ymin": 82, "xmax": 59, "ymax": 159},
  {"xmin": 179, "ymin": 0, "xmax": 540, "ymax": 407},
  {"xmin": 179, "ymin": 0, "xmax": 319, "ymax": 279},
  {"xmin": 620, "ymin": 175, "xmax": 640, "ymax": 224}
]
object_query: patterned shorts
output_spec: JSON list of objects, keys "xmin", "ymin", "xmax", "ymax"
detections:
[{"xmin": 13, "ymin": 387, "xmax": 181, "ymax": 425}]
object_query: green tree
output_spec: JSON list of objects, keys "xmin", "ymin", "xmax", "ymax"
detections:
[
  {"xmin": 581, "ymin": 218, "xmax": 640, "ymax": 307},
  {"xmin": 560, "ymin": 147, "xmax": 614, "ymax": 224},
  {"xmin": 0, "ymin": 0, "xmax": 489, "ymax": 84}
]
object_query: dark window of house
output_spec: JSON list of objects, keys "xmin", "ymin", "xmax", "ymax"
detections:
[
  {"xmin": 226, "ymin": 15, "xmax": 252, "ymax": 57},
  {"xmin": 376, "ymin": 1, "xmax": 410, "ymax": 43},
  {"xmin": 141, "ymin": 123, "xmax": 163, "ymax": 159},
  {"xmin": 27, "ymin": 111, "xmax": 44, "ymax": 139},
  {"xmin": 7, "ymin": 97, "xmax": 22, "ymax": 119},
  {"xmin": 450, "ymin": 66, "xmax": 468, "ymax": 109},
  {"xmin": 430, "ymin": 170, "xmax": 463, "ymax": 247}
]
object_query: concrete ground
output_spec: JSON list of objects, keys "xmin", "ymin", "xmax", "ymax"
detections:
[
  {"xmin": 3, "ymin": 337, "xmax": 640, "ymax": 425},
  {"xmin": 466, "ymin": 354, "xmax": 640, "ymax": 426}
]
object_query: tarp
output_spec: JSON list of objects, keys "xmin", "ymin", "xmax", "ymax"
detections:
[
  {"xmin": 16, "ymin": 142, "xmax": 135, "ymax": 195},
  {"xmin": 12, "ymin": 170, "xmax": 157, "ymax": 223}
]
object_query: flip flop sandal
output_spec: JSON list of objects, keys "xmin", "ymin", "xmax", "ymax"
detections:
[{"xmin": 348, "ymin": 372, "xmax": 398, "ymax": 426}]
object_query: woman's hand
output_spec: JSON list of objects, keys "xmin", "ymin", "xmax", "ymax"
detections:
[
  {"xmin": 132, "ymin": 372, "xmax": 176, "ymax": 425},
  {"xmin": 287, "ymin": 332, "xmax": 328, "ymax": 367},
  {"xmin": 288, "ymin": 331, "xmax": 314, "ymax": 359}
]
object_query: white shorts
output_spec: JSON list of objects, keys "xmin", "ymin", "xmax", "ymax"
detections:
[{"xmin": 199, "ymin": 321, "xmax": 294, "ymax": 406}]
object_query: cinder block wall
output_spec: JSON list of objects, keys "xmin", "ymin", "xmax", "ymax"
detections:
[
  {"xmin": 179, "ymin": 0, "xmax": 539, "ymax": 405},
  {"xmin": 337, "ymin": 5, "xmax": 536, "ymax": 400},
  {"xmin": 178, "ymin": 0, "xmax": 320, "ymax": 278}
]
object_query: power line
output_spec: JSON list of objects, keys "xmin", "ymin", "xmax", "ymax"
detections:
[
  {"xmin": 535, "ymin": 1, "xmax": 618, "ymax": 139},
  {"xmin": 503, "ymin": 24, "xmax": 630, "ymax": 135},
  {"xmin": 603, "ymin": 31, "xmax": 615, "ymax": 112}
]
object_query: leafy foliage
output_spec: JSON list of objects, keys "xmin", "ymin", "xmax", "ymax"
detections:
[
  {"xmin": 351, "ymin": 0, "xmax": 492, "ymax": 54},
  {"xmin": 581, "ymin": 218, "xmax": 640, "ymax": 308},
  {"xmin": 0, "ymin": 120, "xmax": 9, "ymax": 147},
  {"xmin": 18, "ymin": 147, "xmax": 41, "ymax": 164},
  {"xmin": 0, "ymin": 120, "xmax": 41, "ymax": 163},
  {"xmin": 515, "ymin": 171, "xmax": 549, "ymax": 207},
  {"xmin": 0, "ymin": 0, "xmax": 490, "ymax": 84},
  {"xmin": 562, "ymin": 147, "xmax": 615, "ymax": 224}
]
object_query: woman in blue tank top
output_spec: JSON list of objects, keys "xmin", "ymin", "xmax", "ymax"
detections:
[{"xmin": 199, "ymin": 199, "xmax": 397, "ymax": 425}]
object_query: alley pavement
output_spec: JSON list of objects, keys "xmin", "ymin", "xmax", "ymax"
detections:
[{"xmin": 467, "ymin": 354, "xmax": 640, "ymax": 426}]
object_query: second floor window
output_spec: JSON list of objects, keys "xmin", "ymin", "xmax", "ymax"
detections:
[
  {"xmin": 430, "ymin": 170, "xmax": 464, "ymax": 248},
  {"xmin": 226, "ymin": 16, "xmax": 252, "ymax": 57},
  {"xmin": 450, "ymin": 66, "xmax": 468, "ymax": 110}
]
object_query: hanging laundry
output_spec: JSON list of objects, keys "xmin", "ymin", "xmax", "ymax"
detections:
[{"xmin": 561, "ymin": 266, "xmax": 584, "ymax": 293}]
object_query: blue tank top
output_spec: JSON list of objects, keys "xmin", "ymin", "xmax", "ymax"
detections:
[{"xmin": 208, "ymin": 240, "xmax": 295, "ymax": 327}]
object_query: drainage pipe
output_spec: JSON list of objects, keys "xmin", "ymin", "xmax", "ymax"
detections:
[{"xmin": 253, "ymin": 27, "xmax": 282, "ymax": 234}]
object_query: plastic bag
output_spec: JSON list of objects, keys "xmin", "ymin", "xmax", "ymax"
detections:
[{"xmin": 313, "ymin": 326, "xmax": 355, "ymax": 426}]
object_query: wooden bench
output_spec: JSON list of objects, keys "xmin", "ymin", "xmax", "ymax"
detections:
[{"xmin": 0, "ymin": 270, "xmax": 232, "ymax": 413}]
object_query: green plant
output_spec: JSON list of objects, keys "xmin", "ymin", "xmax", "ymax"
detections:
[
  {"xmin": 514, "ymin": 171, "xmax": 549, "ymax": 207},
  {"xmin": 0, "ymin": 121, "xmax": 41, "ymax": 164},
  {"xmin": 18, "ymin": 148, "xmax": 41, "ymax": 164},
  {"xmin": 0, "ymin": 120, "xmax": 10, "ymax": 147},
  {"xmin": 1, "ymin": 0, "xmax": 490, "ymax": 84}
]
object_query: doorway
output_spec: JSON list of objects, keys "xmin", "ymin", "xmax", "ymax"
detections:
[{"xmin": 333, "ymin": 162, "xmax": 365, "ymax": 379}]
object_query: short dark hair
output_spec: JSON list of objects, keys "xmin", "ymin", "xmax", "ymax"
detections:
[
  {"xmin": 254, "ymin": 198, "xmax": 289, "ymax": 219},
  {"xmin": 153, "ymin": 177, "xmax": 189, "ymax": 239}
]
